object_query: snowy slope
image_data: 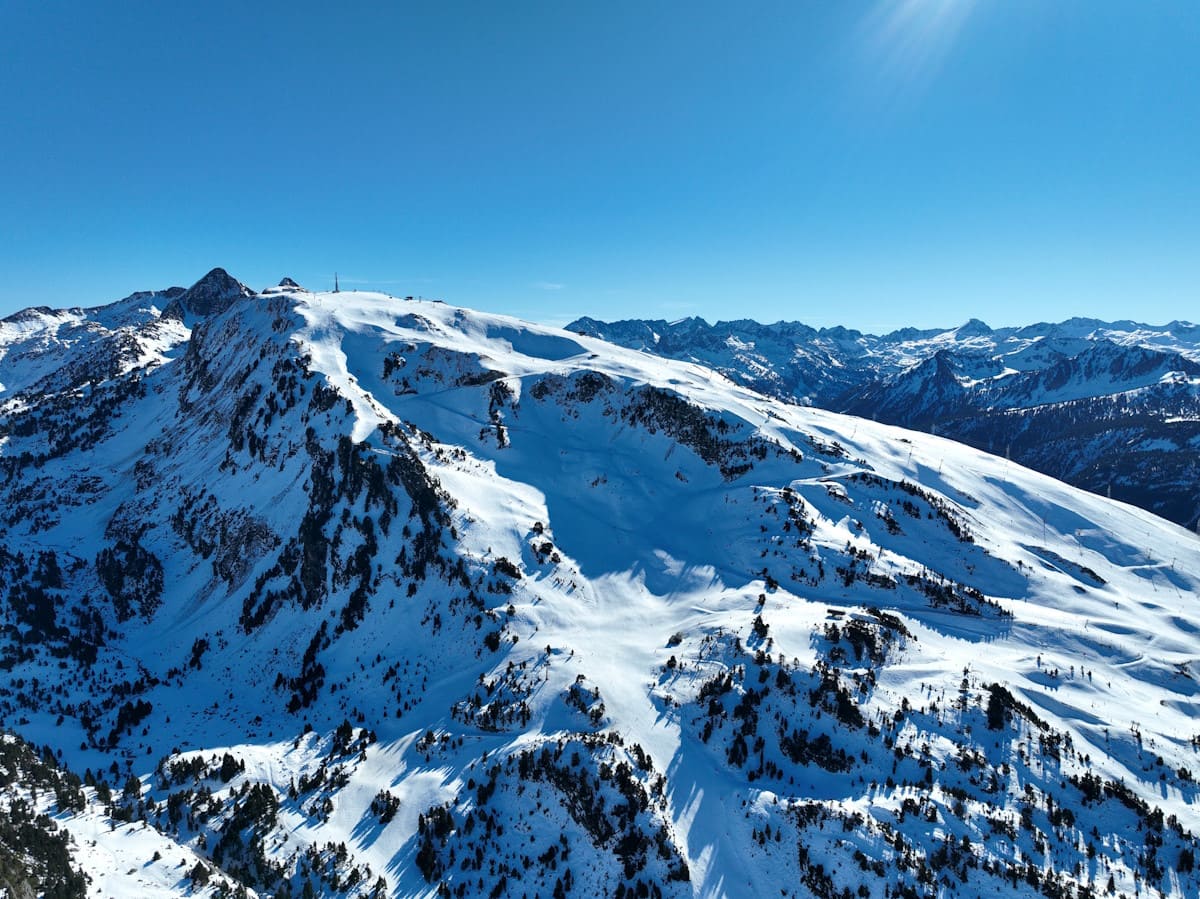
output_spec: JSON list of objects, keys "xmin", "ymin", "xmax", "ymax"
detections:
[
  {"xmin": 2, "ymin": 273, "xmax": 1200, "ymax": 898},
  {"xmin": 0, "ymin": 732, "xmax": 253, "ymax": 899},
  {"xmin": 569, "ymin": 315, "xmax": 1200, "ymax": 528}
]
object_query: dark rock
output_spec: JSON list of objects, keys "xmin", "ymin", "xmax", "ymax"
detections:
[{"xmin": 162, "ymin": 267, "xmax": 252, "ymax": 320}]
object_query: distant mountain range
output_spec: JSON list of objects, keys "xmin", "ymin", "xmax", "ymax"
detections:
[{"xmin": 569, "ymin": 315, "xmax": 1200, "ymax": 528}]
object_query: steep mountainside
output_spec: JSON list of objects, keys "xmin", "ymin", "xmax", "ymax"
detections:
[
  {"xmin": 569, "ymin": 316, "xmax": 1200, "ymax": 528},
  {"xmin": 2, "ymin": 272, "xmax": 1200, "ymax": 898}
]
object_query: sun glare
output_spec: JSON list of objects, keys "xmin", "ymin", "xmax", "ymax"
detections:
[{"xmin": 862, "ymin": 0, "xmax": 978, "ymax": 88}]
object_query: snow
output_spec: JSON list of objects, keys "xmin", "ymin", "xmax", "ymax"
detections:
[
  {"xmin": 59, "ymin": 805, "xmax": 256, "ymax": 899},
  {"xmin": 282, "ymin": 290, "xmax": 1200, "ymax": 889},
  {"xmin": 3, "ymin": 282, "xmax": 1200, "ymax": 897}
]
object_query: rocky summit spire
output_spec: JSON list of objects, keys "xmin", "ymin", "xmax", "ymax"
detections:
[
  {"xmin": 163, "ymin": 267, "xmax": 253, "ymax": 320},
  {"xmin": 956, "ymin": 317, "xmax": 993, "ymax": 337}
]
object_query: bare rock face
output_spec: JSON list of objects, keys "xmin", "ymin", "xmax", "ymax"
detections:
[{"xmin": 163, "ymin": 267, "xmax": 253, "ymax": 320}]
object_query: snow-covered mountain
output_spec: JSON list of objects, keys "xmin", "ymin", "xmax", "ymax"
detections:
[
  {"xmin": 3, "ymin": 271, "xmax": 1200, "ymax": 898},
  {"xmin": 569, "ymin": 316, "xmax": 1200, "ymax": 528}
]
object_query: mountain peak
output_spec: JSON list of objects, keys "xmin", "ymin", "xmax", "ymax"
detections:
[
  {"xmin": 278, "ymin": 276, "xmax": 302, "ymax": 289},
  {"xmin": 667, "ymin": 315, "xmax": 711, "ymax": 330},
  {"xmin": 163, "ymin": 267, "xmax": 253, "ymax": 321},
  {"xmin": 566, "ymin": 315, "xmax": 604, "ymax": 334},
  {"xmin": 956, "ymin": 317, "xmax": 992, "ymax": 336}
]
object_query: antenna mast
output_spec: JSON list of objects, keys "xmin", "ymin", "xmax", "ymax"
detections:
[{"xmin": 334, "ymin": 272, "xmax": 339, "ymax": 293}]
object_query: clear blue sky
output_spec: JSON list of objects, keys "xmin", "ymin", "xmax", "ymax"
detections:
[{"xmin": 1, "ymin": 1, "xmax": 1196, "ymax": 332}]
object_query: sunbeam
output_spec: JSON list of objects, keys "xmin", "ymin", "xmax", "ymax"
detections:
[{"xmin": 862, "ymin": 0, "xmax": 979, "ymax": 90}]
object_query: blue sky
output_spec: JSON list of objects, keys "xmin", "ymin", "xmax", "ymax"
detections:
[{"xmin": 1, "ymin": 1, "xmax": 1196, "ymax": 332}]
